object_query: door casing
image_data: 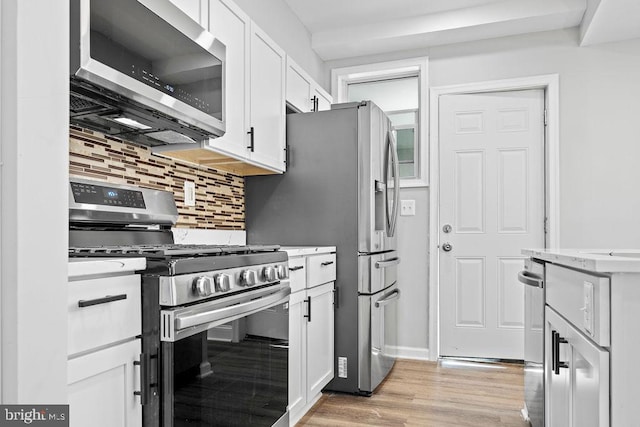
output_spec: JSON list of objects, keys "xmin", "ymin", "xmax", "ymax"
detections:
[{"xmin": 428, "ymin": 74, "xmax": 560, "ymax": 360}]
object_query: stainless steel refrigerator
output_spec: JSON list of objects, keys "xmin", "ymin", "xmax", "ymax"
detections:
[{"xmin": 246, "ymin": 101, "xmax": 401, "ymax": 395}]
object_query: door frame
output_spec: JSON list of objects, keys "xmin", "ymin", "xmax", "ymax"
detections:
[{"xmin": 428, "ymin": 74, "xmax": 560, "ymax": 360}]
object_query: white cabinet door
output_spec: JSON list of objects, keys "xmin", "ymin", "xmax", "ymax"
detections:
[
  {"xmin": 545, "ymin": 307, "xmax": 609, "ymax": 427},
  {"xmin": 249, "ymin": 24, "xmax": 286, "ymax": 172},
  {"xmin": 546, "ymin": 308, "xmax": 571, "ymax": 427},
  {"xmin": 313, "ymin": 86, "xmax": 332, "ymax": 112},
  {"xmin": 207, "ymin": 0, "xmax": 251, "ymax": 159},
  {"xmin": 306, "ymin": 282, "xmax": 335, "ymax": 399},
  {"xmin": 288, "ymin": 290, "xmax": 308, "ymax": 420},
  {"xmin": 168, "ymin": 0, "xmax": 207, "ymax": 27},
  {"xmin": 68, "ymin": 339, "xmax": 142, "ymax": 427},
  {"xmin": 286, "ymin": 59, "xmax": 313, "ymax": 113}
]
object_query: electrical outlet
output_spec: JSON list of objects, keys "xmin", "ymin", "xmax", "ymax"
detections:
[
  {"xmin": 338, "ymin": 357, "xmax": 347, "ymax": 378},
  {"xmin": 400, "ymin": 199, "xmax": 416, "ymax": 216},
  {"xmin": 184, "ymin": 181, "xmax": 196, "ymax": 206}
]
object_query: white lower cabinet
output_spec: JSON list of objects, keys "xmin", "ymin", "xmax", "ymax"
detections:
[
  {"xmin": 67, "ymin": 259, "xmax": 144, "ymax": 427},
  {"xmin": 545, "ymin": 306, "xmax": 609, "ymax": 427},
  {"xmin": 286, "ymin": 249, "xmax": 336, "ymax": 426},
  {"xmin": 68, "ymin": 339, "xmax": 141, "ymax": 427}
]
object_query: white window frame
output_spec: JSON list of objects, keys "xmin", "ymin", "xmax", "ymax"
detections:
[{"xmin": 331, "ymin": 57, "xmax": 429, "ymax": 188}]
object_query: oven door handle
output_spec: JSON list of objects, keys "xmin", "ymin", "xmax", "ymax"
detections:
[{"xmin": 173, "ymin": 287, "xmax": 291, "ymax": 332}]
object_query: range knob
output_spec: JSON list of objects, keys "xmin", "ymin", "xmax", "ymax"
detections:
[
  {"xmin": 262, "ymin": 266, "xmax": 277, "ymax": 281},
  {"xmin": 214, "ymin": 273, "xmax": 231, "ymax": 292},
  {"xmin": 276, "ymin": 264, "xmax": 289, "ymax": 280},
  {"xmin": 193, "ymin": 276, "xmax": 214, "ymax": 297},
  {"xmin": 240, "ymin": 269, "xmax": 257, "ymax": 287}
]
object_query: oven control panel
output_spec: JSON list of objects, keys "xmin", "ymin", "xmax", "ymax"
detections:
[
  {"xmin": 71, "ymin": 181, "xmax": 146, "ymax": 209},
  {"xmin": 158, "ymin": 258, "xmax": 290, "ymax": 306}
]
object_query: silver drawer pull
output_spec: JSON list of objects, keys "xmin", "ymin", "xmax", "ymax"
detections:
[
  {"xmin": 375, "ymin": 258, "xmax": 400, "ymax": 268},
  {"xmin": 375, "ymin": 289, "xmax": 400, "ymax": 308},
  {"xmin": 321, "ymin": 261, "xmax": 334, "ymax": 266},
  {"xmin": 78, "ymin": 294, "xmax": 127, "ymax": 308},
  {"xmin": 289, "ymin": 266, "xmax": 304, "ymax": 271}
]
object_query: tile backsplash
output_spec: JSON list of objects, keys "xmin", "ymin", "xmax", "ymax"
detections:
[{"xmin": 69, "ymin": 127, "xmax": 244, "ymax": 230}]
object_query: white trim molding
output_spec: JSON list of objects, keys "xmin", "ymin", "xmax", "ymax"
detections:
[
  {"xmin": 331, "ymin": 57, "xmax": 429, "ymax": 188},
  {"xmin": 428, "ymin": 74, "xmax": 560, "ymax": 360}
]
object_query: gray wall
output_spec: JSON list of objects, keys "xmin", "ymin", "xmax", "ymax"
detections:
[
  {"xmin": 232, "ymin": 0, "xmax": 326, "ymax": 87},
  {"xmin": 327, "ymin": 28, "xmax": 640, "ymax": 358}
]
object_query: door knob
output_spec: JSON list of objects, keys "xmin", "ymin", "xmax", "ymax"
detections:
[{"xmin": 442, "ymin": 242, "xmax": 453, "ymax": 252}]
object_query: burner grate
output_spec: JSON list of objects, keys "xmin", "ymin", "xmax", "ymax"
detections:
[{"xmin": 69, "ymin": 244, "xmax": 280, "ymax": 258}]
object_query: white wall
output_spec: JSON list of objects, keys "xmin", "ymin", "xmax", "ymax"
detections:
[
  {"xmin": 1, "ymin": 0, "xmax": 69, "ymax": 402},
  {"xmin": 232, "ymin": 0, "xmax": 326, "ymax": 87},
  {"xmin": 326, "ymin": 28, "xmax": 640, "ymax": 357}
]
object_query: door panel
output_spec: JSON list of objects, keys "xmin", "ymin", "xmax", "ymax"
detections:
[{"xmin": 439, "ymin": 89, "xmax": 545, "ymax": 359}]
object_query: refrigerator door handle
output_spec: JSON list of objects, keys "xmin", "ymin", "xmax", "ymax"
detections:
[
  {"xmin": 386, "ymin": 129, "xmax": 400, "ymax": 237},
  {"xmin": 375, "ymin": 257, "xmax": 401, "ymax": 269},
  {"xmin": 375, "ymin": 289, "xmax": 400, "ymax": 308}
]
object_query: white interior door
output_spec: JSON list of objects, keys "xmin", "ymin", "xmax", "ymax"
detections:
[{"xmin": 439, "ymin": 89, "xmax": 545, "ymax": 359}]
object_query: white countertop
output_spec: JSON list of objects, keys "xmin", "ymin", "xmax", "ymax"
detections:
[
  {"xmin": 282, "ymin": 246, "xmax": 336, "ymax": 257},
  {"xmin": 68, "ymin": 257, "xmax": 147, "ymax": 279},
  {"xmin": 523, "ymin": 248, "xmax": 640, "ymax": 273}
]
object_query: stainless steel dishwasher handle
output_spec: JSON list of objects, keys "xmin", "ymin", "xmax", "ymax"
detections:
[
  {"xmin": 375, "ymin": 257, "xmax": 401, "ymax": 268},
  {"xmin": 518, "ymin": 271, "xmax": 543, "ymax": 288},
  {"xmin": 375, "ymin": 289, "xmax": 400, "ymax": 308}
]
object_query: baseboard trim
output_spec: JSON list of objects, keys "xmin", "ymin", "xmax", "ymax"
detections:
[{"xmin": 392, "ymin": 346, "xmax": 430, "ymax": 361}]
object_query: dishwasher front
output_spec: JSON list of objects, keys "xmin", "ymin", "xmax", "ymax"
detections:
[{"xmin": 518, "ymin": 258, "xmax": 545, "ymax": 427}]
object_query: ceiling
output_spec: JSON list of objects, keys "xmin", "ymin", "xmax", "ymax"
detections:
[{"xmin": 282, "ymin": 0, "xmax": 640, "ymax": 60}]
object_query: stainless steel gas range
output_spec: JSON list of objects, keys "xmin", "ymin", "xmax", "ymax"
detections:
[{"xmin": 68, "ymin": 177, "xmax": 291, "ymax": 427}]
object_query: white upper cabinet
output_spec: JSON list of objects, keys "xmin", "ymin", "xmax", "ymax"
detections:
[
  {"xmin": 207, "ymin": 0, "xmax": 251, "ymax": 159},
  {"xmin": 199, "ymin": 0, "xmax": 286, "ymax": 174},
  {"xmin": 286, "ymin": 56, "xmax": 333, "ymax": 113},
  {"xmin": 314, "ymin": 86, "xmax": 332, "ymax": 111},
  {"xmin": 168, "ymin": 0, "xmax": 207, "ymax": 27},
  {"xmin": 248, "ymin": 25, "xmax": 286, "ymax": 171}
]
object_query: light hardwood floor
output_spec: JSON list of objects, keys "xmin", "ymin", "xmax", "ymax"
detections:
[{"xmin": 297, "ymin": 359, "xmax": 529, "ymax": 427}]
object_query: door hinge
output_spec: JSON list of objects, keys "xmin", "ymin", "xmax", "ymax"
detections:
[
  {"xmin": 544, "ymin": 109, "xmax": 548, "ymax": 126},
  {"xmin": 544, "ymin": 217, "xmax": 548, "ymax": 234}
]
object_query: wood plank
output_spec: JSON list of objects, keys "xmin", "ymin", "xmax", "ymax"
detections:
[{"xmin": 297, "ymin": 359, "xmax": 528, "ymax": 427}]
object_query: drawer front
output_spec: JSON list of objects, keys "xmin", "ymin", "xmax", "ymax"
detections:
[
  {"xmin": 307, "ymin": 253, "xmax": 336, "ymax": 288},
  {"xmin": 288, "ymin": 257, "xmax": 307, "ymax": 294},
  {"xmin": 546, "ymin": 264, "xmax": 610, "ymax": 346},
  {"xmin": 68, "ymin": 274, "xmax": 142, "ymax": 356}
]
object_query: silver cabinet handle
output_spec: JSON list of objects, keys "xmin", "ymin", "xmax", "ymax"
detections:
[
  {"xmin": 375, "ymin": 289, "xmax": 400, "ymax": 308},
  {"xmin": 517, "ymin": 271, "xmax": 543, "ymax": 288},
  {"xmin": 375, "ymin": 258, "xmax": 400, "ymax": 268}
]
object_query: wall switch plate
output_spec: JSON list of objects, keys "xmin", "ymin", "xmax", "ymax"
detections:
[
  {"xmin": 400, "ymin": 199, "xmax": 416, "ymax": 216},
  {"xmin": 184, "ymin": 181, "xmax": 196, "ymax": 206}
]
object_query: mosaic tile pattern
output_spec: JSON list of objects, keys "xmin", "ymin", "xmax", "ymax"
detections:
[{"xmin": 69, "ymin": 127, "xmax": 245, "ymax": 230}]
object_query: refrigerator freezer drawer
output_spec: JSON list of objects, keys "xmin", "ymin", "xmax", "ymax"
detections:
[
  {"xmin": 358, "ymin": 284, "xmax": 399, "ymax": 394},
  {"xmin": 359, "ymin": 252, "xmax": 399, "ymax": 294}
]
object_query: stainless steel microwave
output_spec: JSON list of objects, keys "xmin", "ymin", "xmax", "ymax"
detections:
[{"xmin": 70, "ymin": 0, "xmax": 226, "ymax": 147}]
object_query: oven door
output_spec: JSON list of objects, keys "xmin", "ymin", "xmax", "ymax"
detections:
[{"xmin": 160, "ymin": 284, "xmax": 290, "ymax": 427}]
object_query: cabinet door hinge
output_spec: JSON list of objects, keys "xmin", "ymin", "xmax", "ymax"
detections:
[
  {"xmin": 544, "ymin": 109, "xmax": 548, "ymax": 126},
  {"xmin": 544, "ymin": 217, "xmax": 548, "ymax": 234}
]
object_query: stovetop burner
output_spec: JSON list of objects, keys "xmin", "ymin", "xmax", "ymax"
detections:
[{"xmin": 69, "ymin": 244, "xmax": 281, "ymax": 258}]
